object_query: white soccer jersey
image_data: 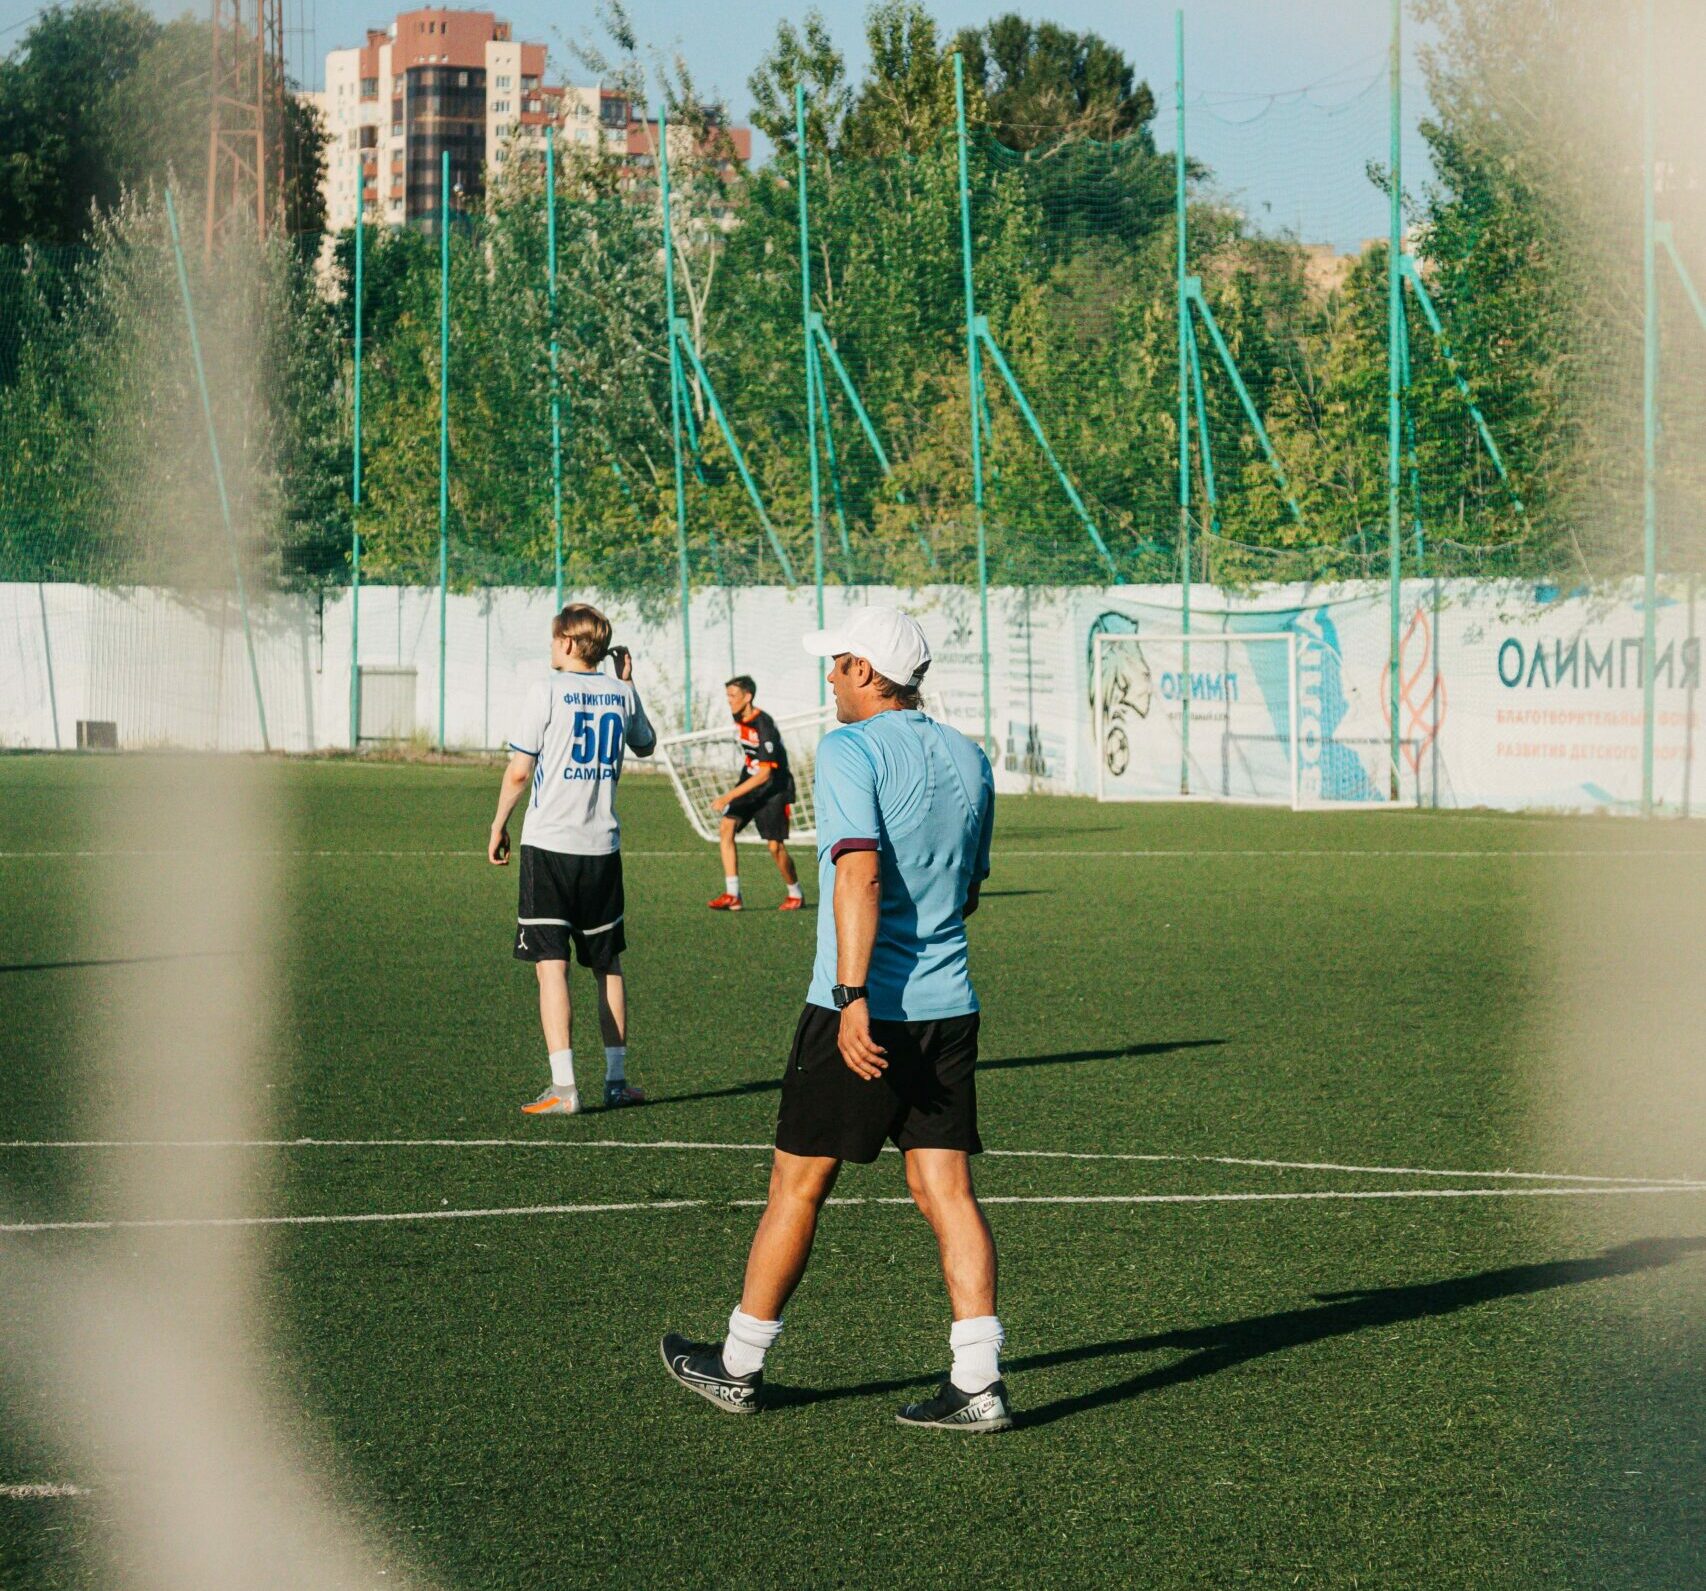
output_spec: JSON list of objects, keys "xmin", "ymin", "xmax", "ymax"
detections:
[{"xmin": 508, "ymin": 669, "xmax": 656, "ymax": 855}]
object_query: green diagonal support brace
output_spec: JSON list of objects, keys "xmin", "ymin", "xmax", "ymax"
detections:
[
  {"xmin": 809, "ymin": 317, "xmax": 932, "ymax": 564},
  {"xmin": 673, "ymin": 321, "xmax": 796, "ymax": 584},
  {"xmin": 1185, "ymin": 280, "xmax": 1303, "ymax": 522},
  {"xmin": 973, "ymin": 317, "xmax": 1118, "ymax": 578},
  {"xmin": 1399, "ymin": 255, "xmax": 1521, "ymax": 510},
  {"xmin": 1657, "ymin": 225, "xmax": 1706, "ymax": 335},
  {"xmin": 1186, "ymin": 321, "xmax": 1218, "ymax": 531},
  {"xmin": 811, "ymin": 315, "xmax": 892, "ymax": 474}
]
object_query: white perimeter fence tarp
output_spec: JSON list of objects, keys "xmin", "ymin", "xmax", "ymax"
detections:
[{"xmin": 3, "ymin": 578, "xmax": 1701, "ymax": 814}]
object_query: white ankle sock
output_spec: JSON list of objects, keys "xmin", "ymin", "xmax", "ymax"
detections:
[
  {"xmin": 723, "ymin": 1307, "xmax": 783, "ymax": 1377},
  {"xmin": 786, "ymin": 882, "xmax": 803, "ymax": 900},
  {"xmin": 548, "ymin": 1049, "xmax": 576, "ymax": 1090},
  {"xmin": 949, "ymin": 1314, "xmax": 1004, "ymax": 1394},
  {"xmin": 604, "ymin": 1045, "xmax": 626, "ymax": 1084},
  {"xmin": 725, "ymin": 875, "xmax": 741, "ymax": 896}
]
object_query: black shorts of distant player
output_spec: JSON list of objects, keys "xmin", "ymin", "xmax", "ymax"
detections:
[
  {"xmin": 723, "ymin": 782, "xmax": 792, "ymax": 844},
  {"xmin": 513, "ymin": 845, "xmax": 626, "ymax": 972},
  {"xmin": 775, "ymin": 1004, "xmax": 982, "ymax": 1165}
]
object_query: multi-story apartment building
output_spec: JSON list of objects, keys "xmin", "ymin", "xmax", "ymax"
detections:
[{"xmin": 310, "ymin": 9, "xmax": 751, "ymax": 233}]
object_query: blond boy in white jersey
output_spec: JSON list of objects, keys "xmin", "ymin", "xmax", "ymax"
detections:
[{"xmin": 489, "ymin": 604, "xmax": 656, "ymax": 1114}]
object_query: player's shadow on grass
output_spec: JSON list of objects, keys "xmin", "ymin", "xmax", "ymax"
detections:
[
  {"xmin": 0, "ymin": 950, "xmax": 239, "ymax": 975},
  {"xmin": 980, "ymin": 1038, "xmax": 1225, "ymax": 1074},
  {"xmin": 768, "ymin": 1237, "xmax": 1706, "ymax": 1424},
  {"xmin": 652, "ymin": 1038, "xmax": 1225, "ymax": 1106}
]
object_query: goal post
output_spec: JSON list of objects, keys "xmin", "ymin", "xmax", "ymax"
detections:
[
  {"xmin": 1093, "ymin": 631, "xmax": 1301, "ymax": 807},
  {"xmin": 657, "ymin": 708, "xmax": 836, "ymax": 843}
]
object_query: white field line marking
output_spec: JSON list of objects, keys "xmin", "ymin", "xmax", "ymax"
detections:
[
  {"xmin": 0, "ymin": 1483, "xmax": 88, "ymax": 1499},
  {"xmin": 0, "ymin": 849, "xmax": 696, "ymax": 860},
  {"xmin": 3, "ymin": 1183, "xmax": 1704, "ymax": 1235},
  {"xmin": 999, "ymin": 849, "xmax": 1706, "ymax": 860},
  {"xmin": 4, "ymin": 1137, "xmax": 1700, "ymax": 1189},
  {"xmin": 6, "ymin": 848, "xmax": 1706, "ymax": 861}
]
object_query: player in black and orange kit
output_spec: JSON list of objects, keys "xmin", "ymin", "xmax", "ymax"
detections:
[{"xmin": 707, "ymin": 676, "xmax": 805, "ymax": 913}]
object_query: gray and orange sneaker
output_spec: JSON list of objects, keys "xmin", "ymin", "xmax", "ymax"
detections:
[{"xmin": 520, "ymin": 1086, "xmax": 579, "ymax": 1116}]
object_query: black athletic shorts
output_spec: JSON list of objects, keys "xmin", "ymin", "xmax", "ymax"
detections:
[
  {"xmin": 513, "ymin": 845, "xmax": 626, "ymax": 971},
  {"xmin": 775, "ymin": 1003, "xmax": 981, "ymax": 1164},
  {"xmin": 724, "ymin": 781, "xmax": 792, "ymax": 844}
]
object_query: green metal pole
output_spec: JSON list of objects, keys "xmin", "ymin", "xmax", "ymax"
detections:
[
  {"xmin": 797, "ymin": 84, "xmax": 826, "ymax": 704},
  {"xmin": 438, "ymin": 147, "xmax": 450, "ymax": 753},
  {"xmin": 164, "ymin": 187, "xmax": 270, "ymax": 751},
  {"xmin": 351, "ymin": 155, "xmax": 364, "ymax": 749},
  {"xmin": 1175, "ymin": 11, "xmax": 1191, "ymax": 795},
  {"xmin": 660, "ymin": 104, "xmax": 694, "ymax": 731},
  {"xmin": 1386, "ymin": 0, "xmax": 1403, "ymax": 801},
  {"xmin": 812, "ymin": 346, "xmax": 856, "ymax": 567},
  {"xmin": 1641, "ymin": 0, "xmax": 1658, "ymax": 816},
  {"xmin": 954, "ymin": 53, "xmax": 992, "ymax": 756},
  {"xmin": 548, "ymin": 124, "xmax": 564, "ymax": 611}
]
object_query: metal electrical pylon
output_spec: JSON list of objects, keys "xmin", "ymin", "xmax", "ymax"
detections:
[{"xmin": 204, "ymin": 0, "xmax": 286, "ymax": 255}]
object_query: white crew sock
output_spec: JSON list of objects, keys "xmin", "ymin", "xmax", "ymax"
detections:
[
  {"xmin": 786, "ymin": 881, "xmax": 803, "ymax": 900},
  {"xmin": 725, "ymin": 875, "xmax": 742, "ymax": 897},
  {"xmin": 548, "ymin": 1048, "xmax": 576, "ymax": 1090},
  {"xmin": 949, "ymin": 1314, "xmax": 1005, "ymax": 1395},
  {"xmin": 604, "ymin": 1045, "xmax": 626, "ymax": 1084},
  {"xmin": 722, "ymin": 1307, "xmax": 783, "ymax": 1378}
]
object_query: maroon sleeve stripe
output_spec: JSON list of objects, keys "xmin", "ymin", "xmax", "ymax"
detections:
[{"xmin": 829, "ymin": 838, "xmax": 878, "ymax": 862}]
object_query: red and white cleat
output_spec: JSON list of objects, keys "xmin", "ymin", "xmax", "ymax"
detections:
[
  {"xmin": 777, "ymin": 896, "xmax": 806, "ymax": 912},
  {"xmin": 707, "ymin": 892, "xmax": 744, "ymax": 911}
]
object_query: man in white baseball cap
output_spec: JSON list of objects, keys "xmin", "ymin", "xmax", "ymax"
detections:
[
  {"xmin": 799, "ymin": 605, "xmax": 933, "ymax": 703},
  {"xmin": 662, "ymin": 606, "xmax": 1011, "ymax": 1432}
]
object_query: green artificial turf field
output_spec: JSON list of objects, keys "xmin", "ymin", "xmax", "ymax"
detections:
[{"xmin": 2, "ymin": 755, "xmax": 1703, "ymax": 1588}]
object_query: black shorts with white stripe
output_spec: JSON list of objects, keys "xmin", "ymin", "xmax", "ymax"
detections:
[{"xmin": 514, "ymin": 845, "xmax": 626, "ymax": 971}]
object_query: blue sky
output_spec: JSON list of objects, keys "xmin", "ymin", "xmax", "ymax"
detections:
[{"xmin": 1, "ymin": 0, "xmax": 1439, "ymax": 249}]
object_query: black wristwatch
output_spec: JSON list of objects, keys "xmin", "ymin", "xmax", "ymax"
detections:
[{"xmin": 831, "ymin": 984, "xmax": 868, "ymax": 1010}]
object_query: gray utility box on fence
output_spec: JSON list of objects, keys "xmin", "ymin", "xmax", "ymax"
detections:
[{"xmin": 358, "ymin": 668, "xmax": 417, "ymax": 744}]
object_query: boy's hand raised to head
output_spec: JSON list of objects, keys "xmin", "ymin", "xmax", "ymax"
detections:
[{"xmin": 610, "ymin": 645, "xmax": 633, "ymax": 681}]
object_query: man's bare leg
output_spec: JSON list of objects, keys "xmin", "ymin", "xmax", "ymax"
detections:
[
  {"xmin": 595, "ymin": 958, "xmax": 626, "ymax": 1047},
  {"xmin": 738, "ymin": 1150, "xmax": 842, "ymax": 1320},
  {"xmin": 767, "ymin": 838, "xmax": 799, "ymax": 890},
  {"xmin": 901, "ymin": 1148, "xmax": 1008, "ymax": 1414},
  {"xmin": 595, "ymin": 956, "xmax": 641, "ymax": 1105},
  {"xmin": 717, "ymin": 818, "xmax": 741, "ymax": 901},
  {"xmin": 521, "ymin": 958, "xmax": 579, "ymax": 1114},
  {"xmin": 660, "ymin": 1150, "xmax": 839, "ymax": 1395},
  {"xmin": 903, "ymin": 1149, "xmax": 997, "ymax": 1318},
  {"xmin": 536, "ymin": 959, "xmax": 571, "ymax": 1053}
]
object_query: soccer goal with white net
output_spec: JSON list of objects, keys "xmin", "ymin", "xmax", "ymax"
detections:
[
  {"xmin": 658, "ymin": 709, "xmax": 837, "ymax": 843},
  {"xmin": 1093, "ymin": 631, "xmax": 1302, "ymax": 806}
]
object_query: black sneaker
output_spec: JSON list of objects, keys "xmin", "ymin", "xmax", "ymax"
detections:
[
  {"xmin": 604, "ymin": 1081, "xmax": 647, "ymax": 1110},
  {"xmin": 659, "ymin": 1334, "xmax": 762, "ymax": 1415},
  {"xmin": 896, "ymin": 1377, "xmax": 1013, "ymax": 1433}
]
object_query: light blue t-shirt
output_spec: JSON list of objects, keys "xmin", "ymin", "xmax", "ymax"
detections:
[{"xmin": 808, "ymin": 710, "xmax": 995, "ymax": 1022}]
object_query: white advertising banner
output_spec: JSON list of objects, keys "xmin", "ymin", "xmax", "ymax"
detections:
[{"xmin": 3, "ymin": 578, "xmax": 1700, "ymax": 815}]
